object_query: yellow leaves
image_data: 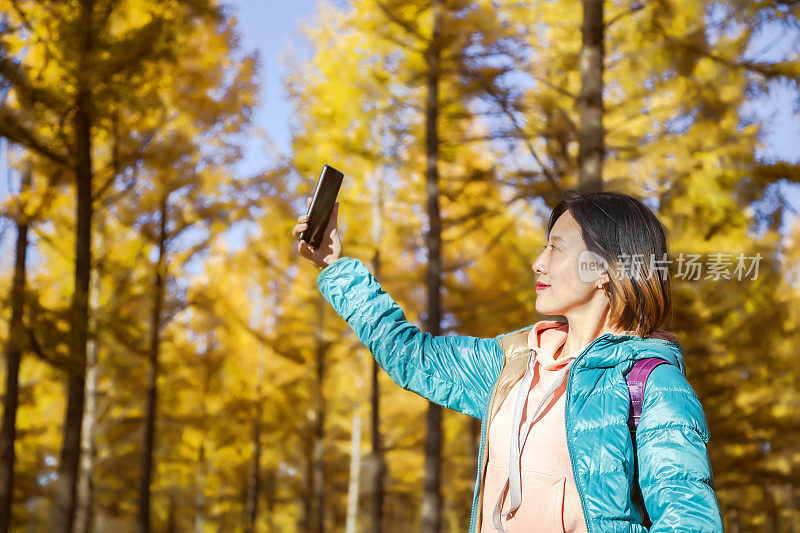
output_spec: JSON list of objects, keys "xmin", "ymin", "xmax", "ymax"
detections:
[
  {"xmin": 181, "ymin": 426, "xmax": 204, "ymax": 452},
  {"xmin": 0, "ymin": 0, "xmax": 797, "ymax": 528},
  {"xmin": 107, "ymin": 0, "xmax": 156, "ymax": 36}
]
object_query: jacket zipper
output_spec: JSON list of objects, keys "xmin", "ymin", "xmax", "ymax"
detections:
[{"xmin": 564, "ymin": 333, "xmax": 611, "ymax": 533}]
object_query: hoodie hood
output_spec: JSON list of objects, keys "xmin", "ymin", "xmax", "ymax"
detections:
[
  {"xmin": 526, "ymin": 320, "xmax": 685, "ymax": 375},
  {"xmin": 526, "ymin": 320, "xmax": 572, "ymax": 371}
]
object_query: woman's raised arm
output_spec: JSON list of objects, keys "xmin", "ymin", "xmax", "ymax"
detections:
[{"xmin": 316, "ymin": 256, "xmax": 504, "ymax": 419}]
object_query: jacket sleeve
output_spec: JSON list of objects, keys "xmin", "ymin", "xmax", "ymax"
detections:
[
  {"xmin": 636, "ymin": 362, "xmax": 724, "ymax": 532},
  {"xmin": 316, "ymin": 257, "xmax": 504, "ymax": 419}
]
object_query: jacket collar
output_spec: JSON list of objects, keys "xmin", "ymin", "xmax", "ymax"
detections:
[
  {"xmin": 577, "ymin": 332, "xmax": 685, "ymax": 374},
  {"xmin": 503, "ymin": 320, "xmax": 685, "ymax": 374}
]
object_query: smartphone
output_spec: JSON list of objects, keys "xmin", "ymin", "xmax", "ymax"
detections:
[{"xmin": 301, "ymin": 165, "xmax": 344, "ymax": 249}]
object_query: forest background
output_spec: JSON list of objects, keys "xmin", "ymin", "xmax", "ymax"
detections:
[{"xmin": 0, "ymin": 0, "xmax": 799, "ymax": 532}]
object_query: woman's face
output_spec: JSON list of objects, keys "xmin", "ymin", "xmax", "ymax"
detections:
[{"xmin": 532, "ymin": 211, "xmax": 607, "ymax": 316}]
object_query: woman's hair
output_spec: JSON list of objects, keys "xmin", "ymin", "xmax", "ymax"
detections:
[{"xmin": 547, "ymin": 190, "xmax": 672, "ymax": 336}]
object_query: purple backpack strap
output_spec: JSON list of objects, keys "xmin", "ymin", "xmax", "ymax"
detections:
[{"xmin": 627, "ymin": 357, "xmax": 670, "ymax": 432}]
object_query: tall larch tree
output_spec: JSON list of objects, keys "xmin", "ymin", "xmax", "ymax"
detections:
[
  {"xmin": 283, "ymin": 0, "xmax": 539, "ymax": 530},
  {"xmin": 0, "ymin": 1, "xmax": 229, "ymax": 529}
]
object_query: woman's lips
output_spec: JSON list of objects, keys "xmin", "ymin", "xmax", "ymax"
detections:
[{"xmin": 536, "ymin": 283, "xmax": 550, "ymax": 291}]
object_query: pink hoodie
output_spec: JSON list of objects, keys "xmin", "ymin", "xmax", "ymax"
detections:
[{"xmin": 481, "ymin": 321, "xmax": 677, "ymax": 533}]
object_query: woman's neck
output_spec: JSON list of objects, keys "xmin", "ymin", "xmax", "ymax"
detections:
[{"xmin": 560, "ymin": 320, "xmax": 623, "ymax": 358}]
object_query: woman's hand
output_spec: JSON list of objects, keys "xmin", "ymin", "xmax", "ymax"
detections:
[{"xmin": 292, "ymin": 196, "xmax": 342, "ymax": 270}]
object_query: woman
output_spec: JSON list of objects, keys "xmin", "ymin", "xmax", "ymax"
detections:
[{"xmin": 292, "ymin": 190, "xmax": 724, "ymax": 532}]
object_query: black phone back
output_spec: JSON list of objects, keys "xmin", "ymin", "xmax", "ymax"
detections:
[{"xmin": 302, "ymin": 165, "xmax": 344, "ymax": 249}]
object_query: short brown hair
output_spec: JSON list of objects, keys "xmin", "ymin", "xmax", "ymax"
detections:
[{"xmin": 548, "ymin": 190, "xmax": 672, "ymax": 336}]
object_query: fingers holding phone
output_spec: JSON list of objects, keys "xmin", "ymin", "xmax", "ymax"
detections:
[
  {"xmin": 294, "ymin": 197, "xmax": 342, "ymax": 270},
  {"xmin": 293, "ymin": 165, "xmax": 344, "ymax": 270}
]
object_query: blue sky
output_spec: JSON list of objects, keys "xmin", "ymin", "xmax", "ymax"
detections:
[{"xmin": 228, "ymin": 0, "xmax": 321, "ymax": 170}]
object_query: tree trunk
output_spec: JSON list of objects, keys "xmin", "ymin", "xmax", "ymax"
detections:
[
  {"xmin": 368, "ymin": 356, "xmax": 386, "ymax": 533},
  {"xmin": 369, "ymin": 161, "xmax": 386, "ymax": 533},
  {"xmin": 577, "ymin": 0, "xmax": 605, "ymax": 193},
  {"xmin": 139, "ymin": 195, "xmax": 168, "ymax": 533},
  {"xmin": 74, "ymin": 338, "xmax": 97, "ymax": 533},
  {"xmin": 245, "ymin": 379, "xmax": 263, "ymax": 533},
  {"xmin": 0, "ymin": 158, "xmax": 31, "ymax": 532},
  {"xmin": 265, "ymin": 468, "xmax": 276, "ymax": 533},
  {"xmin": 312, "ymin": 298, "xmax": 327, "ymax": 533},
  {"xmin": 421, "ymin": 1, "xmax": 443, "ymax": 532},
  {"xmin": 345, "ymin": 413, "xmax": 361, "ymax": 533},
  {"xmin": 763, "ymin": 484, "xmax": 778, "ymax": 532},
  {"xmin": 75, "ymin": 239, "xmax": 102, "ymax": 533},
  {"xmin": 300, "ymin": 436, "xmax": 313, "ymax": 533},
  {"xmin": 194, "ymin": 444, "xmax": 206, "ymax": 533},
  {"xmin": 52, "ymin": 1, "xmax": 94, "ymax": 528}
]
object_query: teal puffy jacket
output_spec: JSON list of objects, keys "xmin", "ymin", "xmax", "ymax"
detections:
[{"xmin": 317, "ymin": 257, "xmax": 724, "ymax": 532}]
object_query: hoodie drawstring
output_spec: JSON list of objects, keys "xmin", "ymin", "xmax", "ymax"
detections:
[{"xmin": 492, "ymin": 348, "xmax": 575, "ymax": 532}]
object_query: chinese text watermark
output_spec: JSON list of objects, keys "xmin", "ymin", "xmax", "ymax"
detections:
[{"xmin": 578, "ymin": 251, "xmax": 763, "ymax": 282}]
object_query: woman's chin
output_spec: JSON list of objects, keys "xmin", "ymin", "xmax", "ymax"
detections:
[{"xmin": 534, "ymin": 300, "xmax": 559, "ymax": 316}]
